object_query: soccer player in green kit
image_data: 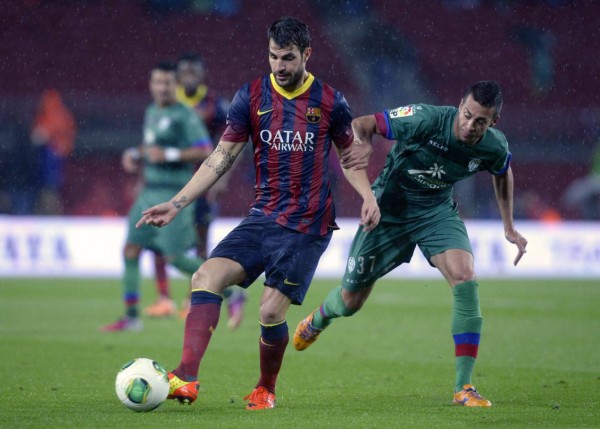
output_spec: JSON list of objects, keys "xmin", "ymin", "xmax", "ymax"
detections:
[
  {"xmin": 294, "ymin": 81, "xmax": 528, "ymax": 406},
  {"xmin": 101, "ymin": 62, "xmax": 213, "ymax": 332}
]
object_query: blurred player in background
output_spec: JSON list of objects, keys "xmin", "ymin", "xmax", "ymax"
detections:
[
  {"xmin": 100, "ymin": 61, "xmax": 213, "ymax": 332},
  {"xmin": 30, "ymin": 89, "xmax": 76, "ymax": 214},
  {"xmin": 294, "ymin": 81, "xmax": 528, "ymax": 407},
  {"xmin": 136, "ymin": 17, "xmax": 379, "ymax": 410},
  {"xmin": 144, "ymin": 53, "xmax": 247, "ymax": 330}
]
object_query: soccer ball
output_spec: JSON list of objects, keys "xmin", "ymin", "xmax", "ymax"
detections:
[{"xmin": 115, "ymin": 358, "xmax": 170, "ymax": 412}]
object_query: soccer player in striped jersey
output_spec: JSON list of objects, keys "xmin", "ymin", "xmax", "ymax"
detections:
[
  {"xmin": 136, "ymin": 17, "xmax": 380, "ymax": 410},
  {"xmin": 294, "ymin": 81, "xmax": 529, "ymax": 407}
]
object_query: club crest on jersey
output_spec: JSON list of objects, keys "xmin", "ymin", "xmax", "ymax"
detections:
[
  {"xmin": 158, "ymin": 116, "xmax": 172, "ymax": 130},
  {"xmin": 468, "ymin": 159, "xmax": 481, "ymax": 172},
  {"xmin": 347, "ymin": 257, "xmax": 356, "ymax": 273},
  {"xmin": 389, "ymin": 105, "xmax": 414, "ymax": 118},
  {"xmin": 305, "ymin": 107, "xmax": 321, "ymax": 123}
]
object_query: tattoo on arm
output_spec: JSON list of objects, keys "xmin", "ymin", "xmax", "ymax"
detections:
[
  {"xmin": 172, "ymin": 196, "xmax": 188, "ymax": 209},
  {"xmin": 204, "ymin": 145, "xmax": 236, "ymax": 177}
]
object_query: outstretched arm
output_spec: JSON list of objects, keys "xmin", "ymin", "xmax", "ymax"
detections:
[
  {"xmin": 492, "ymin": 166, "xmax": 528, "ymax": 265},
  {"xmin": 136, "ymin": 140, "xmax": 245, "ymax": 228},
  {"xmin": 339, "ymin": 115, "xmax": 377, "ymax": 170}
]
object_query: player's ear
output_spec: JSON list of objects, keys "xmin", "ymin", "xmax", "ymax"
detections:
[
  {"xmin": 491, "ymin": 115, "xmax": 500, "ymax": 128},
  {"xmin": 303, "ymin": 46, "xmax": 312, "ymax": 63}
]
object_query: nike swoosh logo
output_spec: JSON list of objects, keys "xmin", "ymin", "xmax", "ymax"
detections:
[
  {"xmin": 283, "ymin": 278, "xmax": 300, "ymax": 286},
  {"xmin": 257, "ymin": 108, "xmax": 274, "ymax": 116}
]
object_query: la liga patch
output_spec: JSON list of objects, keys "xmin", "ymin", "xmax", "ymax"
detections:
[{"xmin": 389, "ymin": 105, "xmax": 414, "ymax": 118}]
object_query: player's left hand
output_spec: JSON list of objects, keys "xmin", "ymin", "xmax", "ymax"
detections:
[
  {"xmin": 505, "ymin": 229, "xmax": 528, "ymax": 266},
  {"xmin": 360, "ymin": 195, "xmax": 380, "ymax": 232},
  {"xmin": 340, "ymin": 139, "xmax": 372, "ymax": 170}
]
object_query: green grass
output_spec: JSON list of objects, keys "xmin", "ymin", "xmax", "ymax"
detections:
[{"xmin": 0, "ymin": 277, "xmax": 598, "ymax": 428}]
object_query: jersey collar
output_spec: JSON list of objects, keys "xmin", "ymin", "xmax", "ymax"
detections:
[
  {"xmin": 176, "ymin": 84, "xmax": 208, "ymax": 108},
  {"xmin": 270, "ymin": 73, "xmax": 314, "ymax": 100}
]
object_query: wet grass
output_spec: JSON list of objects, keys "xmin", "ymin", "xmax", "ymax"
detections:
[{"xmin": 0, "ymin": 277, "xmax": 598, "ymax": 428}]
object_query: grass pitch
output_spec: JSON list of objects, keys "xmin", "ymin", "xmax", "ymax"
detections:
[{"xmin": 0, "ymin": 277, "xmax": 598, "ymax": 428}]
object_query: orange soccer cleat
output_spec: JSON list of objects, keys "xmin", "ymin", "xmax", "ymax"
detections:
[
  {"xmin": 167, "ymin": 372, "xmax": 199, "ymax": 404},
  {"xmin": 178, "ymin": 298, "xmax": 191, "ymax": 320},
  {"xmin": 143, "ymin": 296, "xmax": 177, "ymax": 318},
  {"xmin": 244, "ymin": 386, "xmax": 276, "ymax": 410},
  {"xmin": 453, "ymin": 384, "xmax": 492, "ymax": 407},
  {"xmin": 292, "ymin": 309, "xmax": 323, "ymax": 351}
]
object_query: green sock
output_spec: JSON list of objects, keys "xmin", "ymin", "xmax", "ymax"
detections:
[
  {"xmin": 123, "ymin": 257, "xmax": 140, "ymax": 318},
  {"xmin": 170, "ymin": 254, "xmax": 203, "ymax": 276},
  {"xmin": 452, "ymin": 280, "xmax": 483, "ymax": 392},
  {"xmin": 455, "ymin": 356, "xmax": 476, "ymax": 391},
  {"xmin": 312, "ymin": 286, "xmax": 356, "ymax": 330}
]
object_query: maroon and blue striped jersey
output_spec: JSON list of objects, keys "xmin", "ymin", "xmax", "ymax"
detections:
[{"xmin": 221, "ymin": 73, "xmax": 353, "ymax": 236}]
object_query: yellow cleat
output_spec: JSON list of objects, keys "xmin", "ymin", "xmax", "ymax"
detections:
[
  {"xmin": 244, "ymin": 386, "xmax": 275, "ymax": 410},
  {"xmin": 292, "ymin": 309, "xmax": 323, "ymax": 351},
  {"xmin": 167, "ymin": 372, "xmax": 199, "ymax": 404},
  {"xmin": 453, "ymin": 384, "xmax": 492, "ymax": 407}
]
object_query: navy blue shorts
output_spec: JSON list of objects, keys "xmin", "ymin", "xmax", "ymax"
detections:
[{"xmin": 209, "ymin": 212, "xmax": 332, "ymax": 305}]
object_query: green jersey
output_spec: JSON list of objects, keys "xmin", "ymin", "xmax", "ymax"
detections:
[
  {"xmin": 142, "ymin": 101, "xmax": 211, "ymax": 189},
  {"xmin": 373, "ymin": 104, "xmax": 510, "ymax": 222}
]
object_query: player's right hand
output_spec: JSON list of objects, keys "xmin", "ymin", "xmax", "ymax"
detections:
[
  {"xmin": 505, "ymin": 229, "xmax": 528, "ymax": 266},
  {"xmin": 122, "ymin": 150, "xmax": 140, "ymax": 173},
  {"xmin": 136, "ymin": 202, "xmax": 178, "ymax": 228},
  {"xmin": 360, "ymin": 195, "xmax": 380, "ymax": 232}
]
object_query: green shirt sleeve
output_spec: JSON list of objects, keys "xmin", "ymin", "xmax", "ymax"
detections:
[{"xmin": 386, "ymin": 104, "xmax": 443, "ymax": 143}]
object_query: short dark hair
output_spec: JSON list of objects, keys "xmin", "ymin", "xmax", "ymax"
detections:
[
  {"xmin": 152, "ymin": 61, "xmax": 177, "ymax": 74},
  {"xmin": 177, "ymin": 52, "xmax": 203, "ymax": 66},
  {"xmin": 464, "ymin": 80, "xmax": 503, "ymax": 118},
  {"xmin": 267, "ymin": 17, "xmax": 311, "ymax": 53}
]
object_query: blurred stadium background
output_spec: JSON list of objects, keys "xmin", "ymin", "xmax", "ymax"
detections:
[{"xmin": 1, "ymin": 0, "xmax": 599, "ymax": 278}]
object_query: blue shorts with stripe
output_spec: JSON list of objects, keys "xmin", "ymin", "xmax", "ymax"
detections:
[{"xmin": 209, "ymin": 212, "xmax": 332, "ymax": 305}]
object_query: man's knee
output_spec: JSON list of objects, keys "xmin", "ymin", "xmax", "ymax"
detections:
[
  {"xmin": 340, "ymin": 287, "xmax": 372, "ymax": 315},
  {"xmin": 191, "ymin": 265, "xmax": 211, "ymax": 290},
  {"xmin": 190, "ymin": 259, "xmax": 244, "ymax": 293},
  {"xmin": 450, "ymin": 269, "xmax": 476, "ymax": 285},
  {"xmin": 123, "ymin": 243, "xmax": 141, "ymax": 259},
  {"xmin": 259, "ymin": 288, "xmax": 291, "ymax": 324}
]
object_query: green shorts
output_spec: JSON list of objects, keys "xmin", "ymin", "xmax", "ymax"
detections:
[
  {"xmin": 342, "ymin": 210, "xmax": 472, "ymax": 291},
  {"xmin": 126, "ymin": 187, "xmax": 197, "ymax": 257}
]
